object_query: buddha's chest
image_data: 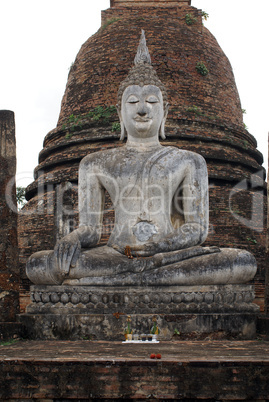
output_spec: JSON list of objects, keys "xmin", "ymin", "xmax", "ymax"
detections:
[
  {"xmin": 102, "ymin": 159, "xmax": 180, "ymax": 200},
  {"xmin": 105, "ymin": 148, "xmax": 181, "ymax": 182}
]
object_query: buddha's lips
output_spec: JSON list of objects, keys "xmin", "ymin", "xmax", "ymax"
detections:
[{"xmin": 134, "ymin": 118, "xmax": 151, "ymax": 122}]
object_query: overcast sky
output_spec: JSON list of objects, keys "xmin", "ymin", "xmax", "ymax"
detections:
[{"xmin": 0, "ymin": 0, "xmax": 268, "ymax": 188}]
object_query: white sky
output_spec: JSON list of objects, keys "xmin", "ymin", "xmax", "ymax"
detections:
[{"xmin": 0, "ymin": 0, "xmax": 268, "ymax": 188}]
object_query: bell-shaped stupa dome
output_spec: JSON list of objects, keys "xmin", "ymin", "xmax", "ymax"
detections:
[{"xmin": 19, "ymin": 0, "xmax": 267, "ymax": 311}]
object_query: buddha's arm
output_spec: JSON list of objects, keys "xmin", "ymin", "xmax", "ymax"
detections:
[
  {"xmin": 78, "ymin": 157, "xmax": 105, "ymax": 247},
  {"xmin": 162, "ymin": 154, "xmax": 208, "ymax": 249},
  {"xmin": 136, "ymin": 154, "xmax": 209, "ymax": 256},
  {"xmin": 53, "ymin": 158, "xmax": 105, "ymax": 275},
  {"xmin": 178, "ymin": 154, "xmax": 209, "ymax": 243}
]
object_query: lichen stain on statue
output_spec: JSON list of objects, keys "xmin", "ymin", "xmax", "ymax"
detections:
[{"xmin": 26, "ymin": 31, "xmax": 257, "ymax": 287}]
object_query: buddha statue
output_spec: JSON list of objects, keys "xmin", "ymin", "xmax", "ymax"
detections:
[{"xmin": 26, "ymin": 31, "xmax": 257, "ymax": 287}]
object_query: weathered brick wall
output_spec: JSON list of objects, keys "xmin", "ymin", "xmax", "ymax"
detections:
[
  {"xmin": 1, "ymin": 341, "xmax": 269, "ymax": 400},
  {"xmin": 59, "ymin": 6, "xmax": 243, "ymax": 131},
  {"xmin": 0, "ymin": 110, "xmax": 19, "ymax": 321},
  {"xmin": 18, "ymin": 190, "xmax": 56, "ymax": 312}
]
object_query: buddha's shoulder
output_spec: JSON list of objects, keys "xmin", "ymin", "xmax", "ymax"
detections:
[
  {"xmin": 80, "ymin": 145, "xmax": 206, "ymax": 168},
  {"xmin": 164, "ymin": 146, "xmax": 206, "ymax": 163},
  {"xmin": 80, "ymin": 147, "xmax": 124, "ymax": 166}
]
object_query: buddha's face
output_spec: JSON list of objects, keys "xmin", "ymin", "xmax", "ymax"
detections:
[{"xmin": 121, "ymin": 85, "xmax": 165, "ymax": 140}]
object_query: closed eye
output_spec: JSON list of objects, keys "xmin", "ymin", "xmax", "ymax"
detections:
[
  {"xmin": 127, "ymin": 96, "xmax": 139, "ymax": 103},
  {"xmin": 146, "ymin": 96, "xmax": 159, "ymax": 104}
]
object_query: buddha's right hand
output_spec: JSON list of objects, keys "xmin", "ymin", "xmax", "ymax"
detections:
[{"xmin": 54, "ymin": 232, "xmax": 81, "ymax": 278}]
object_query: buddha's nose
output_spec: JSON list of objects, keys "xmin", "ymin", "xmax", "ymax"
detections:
[{"xmin": 137, "ymin": 103, "xmax": 147, "ymax": 116}]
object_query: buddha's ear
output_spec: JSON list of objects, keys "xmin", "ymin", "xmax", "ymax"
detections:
[
  {"xmin": 116, "ymin": 104, "xmax": 126, "ymax": 141},
  {"xmin": 160, "ymin": 102, "xmax": 169, "ymax": 140}
]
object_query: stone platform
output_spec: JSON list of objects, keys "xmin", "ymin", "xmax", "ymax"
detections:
[
  {"xmin": 0, "ymin": 340, "xmax": 269, "ymax": 400},
  {"xmin": 19, "ymin": 284, "xmax": 259, "ymax": 340}
]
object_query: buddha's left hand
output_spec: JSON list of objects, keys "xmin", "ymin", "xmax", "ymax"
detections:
[
  {"xmin": 132, "ymin": 223, "xmax": 204, "ymax": 257},
  {"xmin": 161, "ymin": 223, "xmax": 204, "ymax": 252}
]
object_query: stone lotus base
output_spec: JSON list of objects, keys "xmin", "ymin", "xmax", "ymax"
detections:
[{"xmin": 19, "ymin": 284, "xmax": 259, "ymax": 340}]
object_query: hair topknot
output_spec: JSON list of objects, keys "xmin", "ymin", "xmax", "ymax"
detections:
[
  {"xmin": 117, "ymin": 64, "xmax": 168, "ymax": 107},
  {"xmin": 117, "ymin": 31, "xmax": 168, "ymax": 108}
]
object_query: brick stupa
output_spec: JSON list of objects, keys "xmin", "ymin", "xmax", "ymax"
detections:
[{"xmin": 19, "ymin": 0, "xmax": 267, "ymax": 314}]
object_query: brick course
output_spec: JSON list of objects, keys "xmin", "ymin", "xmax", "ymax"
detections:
[{"xmin": 111, "ymin": 0, "xmax": 191, "ymax": 6}]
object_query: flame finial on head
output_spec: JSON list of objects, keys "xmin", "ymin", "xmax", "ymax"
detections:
[{"xmin": 134, "ymin": 30, "xmax": 151, "ymax": 65}]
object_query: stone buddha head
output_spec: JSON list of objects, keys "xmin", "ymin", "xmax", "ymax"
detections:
[{"xmin": 117, "ymin": 30, "xmax": 169, "ymax": 142}]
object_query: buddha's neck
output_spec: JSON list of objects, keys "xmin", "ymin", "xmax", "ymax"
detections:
[{"xmin": 126, "ymin": 135, "xmax": 161, "ymax": 151}]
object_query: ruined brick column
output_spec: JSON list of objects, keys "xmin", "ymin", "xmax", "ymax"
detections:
[
  {"xmin": 265, "ymin": 133, "xmax": 269, "ymax": 316},
  {"xmin": 0, "ymin": 110, "xmax": 20, "ymax": 339}
]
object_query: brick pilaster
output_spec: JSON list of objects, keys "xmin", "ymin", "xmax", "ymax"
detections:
[{"xmin": 0, "ymin": 110, "xmax": 20, "ymax": 328}]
